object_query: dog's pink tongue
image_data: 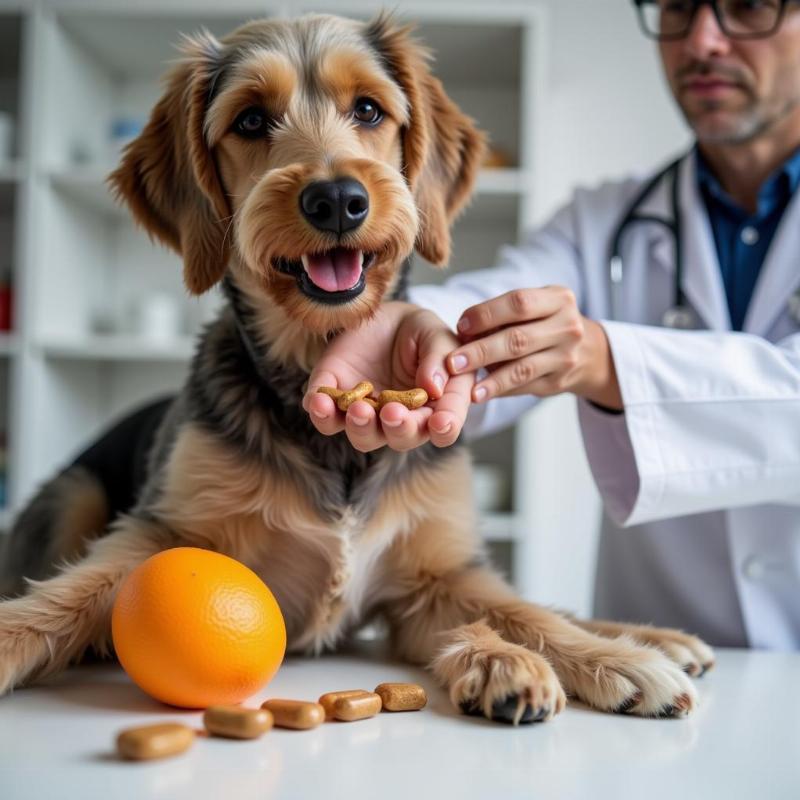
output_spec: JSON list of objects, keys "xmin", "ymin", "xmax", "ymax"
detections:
[{"xmin": 304, "ymin": 248, "xmax": 362, "ymax": 292}]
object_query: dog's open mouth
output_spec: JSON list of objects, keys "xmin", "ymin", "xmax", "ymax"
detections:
[{"xmin": 274, "ymin": 248, "xmax": 376, "ymax": 304}]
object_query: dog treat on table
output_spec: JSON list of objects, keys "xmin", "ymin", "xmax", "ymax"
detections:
[
  {"xmin": 374, "ymin": 682, "xmax": 428, "ymax": 711},
  {"xmin": 261, "ymin": 699, "xmax": 325, "ymax": 730},
  {"xmin": 203, "ymin": 705, "xmax": 274, "ymax": 739},
  {"xmin": 318, "ymin": 689, "xmax": 372, "ymax": 719},
  {"xmin": 317, "ymin": 383, "xmax": 429, "ymax": 411},
  {"xmin": 331, "ymin": 691, "xmax": 383, "ymax": 722},
  {"xmin": 116, "ymin": 722, "xmax": 195, "ymax": 761}
]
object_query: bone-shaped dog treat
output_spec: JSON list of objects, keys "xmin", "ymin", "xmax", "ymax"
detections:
[
  {"xmin": 317, "ymin": 383, "xmax": 429, "ymax": 411},
  {"xmin": 318, "ymin": 382, "xmax": 374, "ymax": 412},
  {"xmin": 376, "ymin": 388, "xmax": 428, "ymax": 410}
]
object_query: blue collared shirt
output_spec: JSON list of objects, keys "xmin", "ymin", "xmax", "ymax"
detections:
[{"xmin": 696, "ymin": 147, "xmax": 800, "ymax": 331}]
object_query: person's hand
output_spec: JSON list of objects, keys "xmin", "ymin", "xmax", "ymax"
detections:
[
  {"xmin": 303, "ymin": 302, "xmax": 475, "ymax": 451},
  {"xmin": 447, "ymin": 287, "xmax": 622, "ymax": 410}
]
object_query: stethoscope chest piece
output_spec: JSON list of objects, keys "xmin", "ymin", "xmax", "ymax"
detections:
[{"xmin": 661, "ymin": 305, "xmax": 695, "ymax": 330}]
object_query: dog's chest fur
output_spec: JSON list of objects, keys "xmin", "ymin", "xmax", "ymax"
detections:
[{"xmin": 150, "ymin": 304, "xmax": 455, "ymax": 653}]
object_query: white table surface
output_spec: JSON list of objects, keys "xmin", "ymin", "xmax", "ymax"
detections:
[{"xmin": 1, "ymin": 645, "xmax": 798, "ymax": 800}]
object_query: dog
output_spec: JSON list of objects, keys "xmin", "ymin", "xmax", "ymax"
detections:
[{"xmin": 0, "ymin": 13, "xmax": 713, "ymax": 723}]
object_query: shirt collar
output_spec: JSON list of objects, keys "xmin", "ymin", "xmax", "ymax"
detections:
[{"xmin": 695, "ymin": 144, "xmax": 800, "ymax": 217}]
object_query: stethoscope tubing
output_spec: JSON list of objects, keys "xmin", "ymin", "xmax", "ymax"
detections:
[
  {"xmin": 608, "ymin": 157, "xmax": 689, "ymax": 325},
  {"xmin": 608, "ymin": 153, "xmax": 800, "ymax": 329}
]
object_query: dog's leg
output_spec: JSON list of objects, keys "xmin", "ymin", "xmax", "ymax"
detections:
[
  {"xmin": 384, "ymin": 521, "xmax": 566, "ymax": 724},
  {"xmin": 431, "ymin": 616, "xmax": 567, "ymax": 725},
  {"xmin": 386, "ymin": 533, "xmax": 697, "ymax": 721},
  {"xmin": 0, "ymin": 516, "xmax": 172, "ymax": 696},
  {"xmin": 570, "ymin": 618, "xmax": 715, "ymax": 677}
]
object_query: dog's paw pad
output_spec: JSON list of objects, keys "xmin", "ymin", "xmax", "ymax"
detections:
[{"xmin": 460, "ymin": 694, "xmax": 548, "ymax": 725}]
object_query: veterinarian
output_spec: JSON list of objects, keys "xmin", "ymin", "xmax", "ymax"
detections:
[{"xmin": 305, "ymin": 1, "xmax": 800, "ymax": 650}]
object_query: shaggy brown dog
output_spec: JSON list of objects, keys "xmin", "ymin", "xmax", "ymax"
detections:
[{"xmin": 0, "ymin": 13, "xmax": 712, "ymax": 723}]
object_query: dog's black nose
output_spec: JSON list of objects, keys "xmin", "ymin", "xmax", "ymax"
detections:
[{"xmin": 300, "ymin": 178, "xmax": 369, "ymax": 235}]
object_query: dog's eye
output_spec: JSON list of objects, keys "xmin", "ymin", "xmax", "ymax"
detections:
[
  {"xmin": 353, "ymin": 98, "xmax": 383, "ymax": 126},
  {"xmin": 233, "ymin": 106, "xmax": 270, "ymax": 139}
]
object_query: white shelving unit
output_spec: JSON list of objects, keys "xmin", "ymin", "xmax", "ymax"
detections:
[{"xmin": 1, "ymin": 0, "xmax": 546, "ymax": 587}]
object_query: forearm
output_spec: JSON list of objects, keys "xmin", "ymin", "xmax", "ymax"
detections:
[{"xmin": 582, "ymin": 323, "xmax": 800, "ymax": 525}]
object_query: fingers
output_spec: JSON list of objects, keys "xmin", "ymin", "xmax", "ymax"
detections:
[
  {"xmin": 456, "ymin": 286, "xmax": 575, "ymax": 339},
  {"xmin": 303, "ymin": 369, "xmax": 346, "ymax": 436},
  {"xmin": 472, "ymin": 348, "xmax": 566, "ymax": 402},
  {"xmin": 447, "ymin": 322, "xmax": 563, "ymax": 376},
  {"xmin": 312, "ymin": 399, "xmax": 433, "ymax": 453},
  {"xmin": 380, "ymin": 403, "xmax": 433, "ymax": 451},
  {"xmin": 342, "ymin": 401, "xmax": 387, "ymax": 452},
  {"xmin": 428, "ymin": 371, "xmax": 474, "ymax": 447},
  {"xmin": 415, "ymin": 325, "xmax": 457, "ymax": 401}
]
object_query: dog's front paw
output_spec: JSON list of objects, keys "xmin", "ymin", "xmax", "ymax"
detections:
[
  {"xmin": 633, "ymin": 627, "xmax": 715, "ymax": 678},
  {"xmin": 564, "ymin": 641, "xmax": 698, "ymax": 718},
  {"xmin": 433, "ymin": 620, "xmax": 566, "ymax": 725}
]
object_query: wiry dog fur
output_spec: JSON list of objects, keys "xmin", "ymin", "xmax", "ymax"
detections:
[{"xmin": 0, "ymin": 13, "xmax": 713, "ymax": 722}]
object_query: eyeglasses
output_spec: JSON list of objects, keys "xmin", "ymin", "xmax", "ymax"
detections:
[{"xmin": 633, "ymin": 0, "xmax": 799, "ymax": 41}]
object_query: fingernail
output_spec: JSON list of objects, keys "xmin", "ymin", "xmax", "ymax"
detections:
[
  {"xmin": 350, "ymin": 415, "xmax": 369, "ymax": 427},
  {"xmin": 432, "ymin": 421, "xmax": 452, "ymax": 435},
  {"xmin": 457, "ymin": 316, "xmax": 471, "ymax": 333},
  {"xmin": 433, "ymin": 372, "xmax": 445, "ymax": 393},
  {"xmin": 382, "ymin": 417, "xmax": 402, "ymax": 428},
  {"xmin": 451, "ymin": 354, "xmax": 468, "ymax": 372},
  {"xmin": 311, "ymin": 410, "xmax": 329, "ymax": 420},
  {"xmin": 474, "ymin": 386, "xmax": 488, "ymax": 402}
]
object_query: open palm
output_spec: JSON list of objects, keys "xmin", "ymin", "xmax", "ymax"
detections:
[{"xmin": 304, "ymin": 301, "xmax": 474, "ymax": 452}]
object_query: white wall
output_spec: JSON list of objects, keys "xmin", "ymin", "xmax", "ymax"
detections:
[
  {"xmin": 516, "ymin": 0, "xmax": 691, "ymax": 616},
  {"xmin": 534, "ymin": 0, "xmax": 690, "ymax": 221}
]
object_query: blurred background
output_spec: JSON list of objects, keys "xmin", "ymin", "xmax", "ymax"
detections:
[{"xmin": 0, "ymin": 0, "xmax": 689, "ymax": 617}]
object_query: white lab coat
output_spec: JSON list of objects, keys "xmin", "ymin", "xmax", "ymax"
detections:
[{"xmin": 408, "ymin": 150, "xmax": 800, "ymax": 650}]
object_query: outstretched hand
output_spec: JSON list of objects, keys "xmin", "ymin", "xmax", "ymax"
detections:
[{"xmin": 303, "ymin": 302, "xmax": 475, "ymax": 452}]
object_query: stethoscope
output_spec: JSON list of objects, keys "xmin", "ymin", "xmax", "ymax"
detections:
[{"xmin": 608, "ymin": 155, "xmax": 800, "ymax": 328}]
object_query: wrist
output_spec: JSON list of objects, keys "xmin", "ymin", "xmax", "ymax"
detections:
[{"xmin": 577, "ymin": 320, "xmax": 623, "ymax": 411}]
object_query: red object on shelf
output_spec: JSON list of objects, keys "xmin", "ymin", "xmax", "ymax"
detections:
[{"xmin": 0, "ymin": 284, "xmax": 12, "ymax": 331}]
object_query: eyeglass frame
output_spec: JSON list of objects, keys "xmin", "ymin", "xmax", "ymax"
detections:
[{"xmin": 632, "ymin": 0, "xmax": 800, "ymax": 41}]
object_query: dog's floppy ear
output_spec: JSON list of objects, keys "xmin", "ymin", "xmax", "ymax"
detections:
[
  {"xmin": 367, "ymin": 16, "xmax": 487, "ymax": 266},
  {"xmin": 107, "ymin": 31, "xmax": 232, "ymax": 295}
]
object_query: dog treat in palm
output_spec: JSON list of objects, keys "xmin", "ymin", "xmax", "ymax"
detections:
[
  {"xmin": 332, "ymin": 691, "xmax": 383, "ymax": 721},
  {"xmin": 336, "ymin": 381, "xmax": 374, "ymax": 411},
  {"xmin": 261, "ymin": 699, "xmax": 325, "ymax": 730},
  {"xmin": 316, "ymin": 383, "xmax": 428, "ymax": 411},
  {"xmin": 376, "ymin": 388, "xmax": 428, "ymax": 410},
  {"xmin": 374, "ymin": 682, "xmax": 428, "ymax": 711},
  {"xmin": 116, "ymin": 722, "xmax": 194, "ymax": 761},
  {"xmin": 317, "ymin": 382, "xmax": 374, "ymax": 411},
  {"xmin": 203, "ymin": 705, "xmax": 274, "ymax": 739},
  {"xmin": 319, "ymin": 689, "xmax": 372, "ymax": 719}
]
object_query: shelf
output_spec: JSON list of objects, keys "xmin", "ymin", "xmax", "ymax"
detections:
[
  {"xmin": 38, "ymin": 334, "xmax": 196, "ymax": 362},
  {"xmin": 0, "ymin": 161, "xmax": 24, "ymax": 183},
  {"xmin": 47, "ymin": 165, "xmax": 124, "ymax": 220},
  {"xmin": 478, "ymin": 511, "xmax": 518, "ymax": 542},
  {"xmin": 0, "ymin": 333, "xmax": 18, "ymax": 356}
]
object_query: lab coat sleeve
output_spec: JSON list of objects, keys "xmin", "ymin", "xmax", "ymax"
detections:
[
  {"xmin": 408, "ymin": 201, "xmax": 586, "ymax": 438},
  {"xmin": 579, "ymin": 322, "xmax": 800, "ymax": 526}
]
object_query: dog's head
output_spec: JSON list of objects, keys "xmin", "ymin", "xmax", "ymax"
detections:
[{"xmin": 109, "ymin": 13, "xmax": 485, "ymax": 358}]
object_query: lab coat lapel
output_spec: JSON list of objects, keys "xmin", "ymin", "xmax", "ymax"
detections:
[
  {"xmin": 649, "ymin": 153, "xmax": 731, "ymax": 331},
  {"xmin": 742, "ymin": 188, "xmax": 800, "ymax": 336}
]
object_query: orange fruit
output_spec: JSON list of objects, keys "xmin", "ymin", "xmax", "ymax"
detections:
[{"xmin": 112, "ymin": 547, "xmax": 286, "ymax": 708}]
